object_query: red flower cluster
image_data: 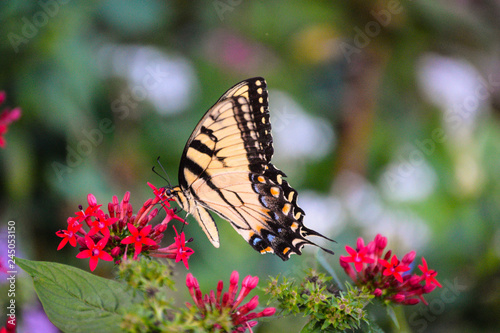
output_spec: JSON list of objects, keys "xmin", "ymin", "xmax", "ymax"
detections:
[
  {"xmin": 340, "ymin": 234, "xmax": 442, "ymax": 305},
  {"xmin": 0, "ymin": 91, "xmax": 21, "ymax": 148},
  {"xmin": 186, "ymin": 271, "xmax": 276, "ymax": 332},
  {"xmin": 56, "ymin": 184, "xmax": 193, "ymax": 271},
  {"xmin": 0, "ymin": 325, "xmax": 13, "ymax": 333},
  {"xmin": 0, "ymin": 316, "xmax": 15, "ymax": 333}
]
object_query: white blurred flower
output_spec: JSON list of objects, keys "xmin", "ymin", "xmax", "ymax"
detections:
[
  {"xmin": 334, "ymin": 172, "xmax": 430, "ymax": 251},
  {"xmin": 379, "ymin": 146, "xmax": 438, "ymax": 202},
  {"xmin": 417, "ymin": 53, "xmax": 489, "ymax": 134},
  {"xmin": 417, "ymin": 53, "xmax": 488, "ymax": 196},
  {"xmin": 299, "ymin": 190, "xmax": 345, "ymax": 240},
  {"xmin": 269, "ymin": 90, "xmax": 335, "ymax": 161},
  {"xmin": 97, "ymin": 44, "xmax": 198, "ymax": 115}
]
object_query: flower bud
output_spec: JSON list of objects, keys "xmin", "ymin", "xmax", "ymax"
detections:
[
  {"xmin": 356, "ymin": 237, "xmax": 365, "ymax": 250},
  {"xmin": 230, "ymin": 271, "xmax": 239, "ymax": 285},
  {"xmin": 409, "ymin": 275, "xmax": 422, "ymax": 285},
  {"xmin": 87, "ymin": 193, "xmax": 97, "ymax": 207},
  {"xmin": 384, "ymin": 250, "xmax": 392, "ymax": 260},
  {"xmin": 77, "ymin": 236, "xmax": 87, "ymax": 248},
  {"xmin": 393, "ymin": 294, "xmax": 405, "ymax": 303},
  {"xmin": 110, "ymin": 246, "xmax": 121, "ymax": 257},
  {"xmin": 108, "ymin": 202, "xmax": 115, "ymax": 217},
  {"xmin": 365, "ymin": 241, "xmax": 376, "ymax": 255},
  {"xmin": 375, "ymin": 234, "xmax": 387, "ymax": 250},
  {"xmin": 423, "ymin": 284, "xmax": 436, "ymax": 293},
  {"xmin": 261, "ymin": 307, "xmax": 276, "ymax": 316},
  {"xmin": 402, "ymin": 251, "xmax": 416, "ymax": 265},
  {"xmin": 404, "ymin": 298, "xmax": 420, "ymax": 305},
  {"xmin": 217, "ymin": 280, "xmax": 224, "ymax": 294},
  {"xmin": 186, "ymin": 273, "xmax": 195, "ymax": 288},
  {"xmin": 245, "ymin": 295, "xmax": 259, "ymax": 311},
  {"xmin": 123, "ymin": 191, "xmax": 130, "ymax": 204}
]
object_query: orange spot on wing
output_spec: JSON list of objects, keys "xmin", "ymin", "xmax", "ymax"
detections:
[
  {"xmin": 260, "ymin": 246, "xmax": 273, "ymax": 254},
  {"xmin": 270, "ymin": 187, "xmax": 280, "ymax": 197},
  {"xmin": 282, "ymin": 203, "xmax": 291, "ymax": 215}
]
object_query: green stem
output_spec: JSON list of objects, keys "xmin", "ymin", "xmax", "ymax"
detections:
[
  {"xmin": 392, "ymin": 305, "xmax": 411, "ymax": 333},
  {"xmin": 316, "ymin": 250, "xmax": 343, "ymax": 291}
]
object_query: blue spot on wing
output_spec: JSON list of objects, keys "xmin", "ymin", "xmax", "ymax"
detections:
[{"xmin": 252, "ymin": 237, "xmax": 262, "ymax": 246}]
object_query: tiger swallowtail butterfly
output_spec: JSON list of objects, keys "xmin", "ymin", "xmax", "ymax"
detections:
[{"xmin": 163, "ymin": 77, "xmax": 334, "ymax": 260}]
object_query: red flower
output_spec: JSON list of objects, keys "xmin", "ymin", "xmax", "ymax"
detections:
[
  {"xmin": 340, "ymin": 244, "xmax": 374, "ymax": 272},
  {"xmin": 62, "ymin": 189, "xmax": 190, "ymax": 268},
  {"xmin": 0, "ymin": 91, "xmax": 21, "ymax": 149},
  {"xmin": 186, "ymin": 271, "xmax": 276, "ymax": 332},
  {"xmin": 164, "ymin": 207, "xmax": 185, "ymax": 224},
  {"xmin": 56, "ymin": 222, "xmax": 83, "ymax": 250},
  {"xmin": 87, "ymin": 212, "xmax": 118, "ymax": 237},
  {"xmin": 76, "ymin": 236, "xmax": 113, "ymax": 271},
  {"xmin": 121, "ymin": 224, "xmax": 157, "ymax": 259},
  {"xmin": 379, "ymin": 255, "xmax": 410, "ymax": 283},
  {"xmin": 69, "ymin": 194, "xmax": 103, "ymax": 225},
  {"xmin": 148, "ymin": 182, "xmax": 171, "ymax": 210},
  {"xmin": 339, "ymin": 234, "xmax": 442, "ymax": 305},
  {"xmin": 150, "ymin": 226, "xmax": 194, "ymax": 269},
  {"xmin": 418, "ymin": 257, "xmax": 442, "ymax": 288}
]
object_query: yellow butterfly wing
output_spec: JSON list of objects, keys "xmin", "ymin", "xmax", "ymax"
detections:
[{"xmin": 169, "ymin": 77, "xmax": 333, "ymax": 260}]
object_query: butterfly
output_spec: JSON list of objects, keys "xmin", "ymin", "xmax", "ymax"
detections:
[{"xmin": 163, "ymin": 77, "xmax": 333, "ymax": 260}]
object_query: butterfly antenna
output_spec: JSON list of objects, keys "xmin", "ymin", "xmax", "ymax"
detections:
[{"xmin": 152, "ymin": 156, "xmax": 172, "ymax": 187}]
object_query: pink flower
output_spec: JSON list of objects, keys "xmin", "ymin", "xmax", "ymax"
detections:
[
  {"xmin": 68, "ymin": 194, "xmax": 103, "ymax": 225},
  {"xmin": 379, "ymin": 255, "xmax": 410, "ymax": 283},
  {"xmin": 121, "ymin": 224, "xmax": 157, "ymax": 259},
  {"xmin": 0, "ymin": 91, "xmax": 21, "ymax": 148},
  {"xmin": 61, "ymin": 188, "xmax": 191, "ymax": 269},
  {"xmin": 340, "ymin": 243, "xmax": 375, "ymax": 272},
  {"xmin": 150, "ymin": 226, "xmax": 194, "ymax": 269},
  {"xmin": 56, "ymin": 222, "xmax": 83, "ymax": 250},
  {"xmin": 76, "ymin": 236, "xmax": 113, "ymax": 271},
  {"xmin": 186, "ymin": 271, "xmax": 276, "ymax": 332},
  {"xmin": 418, "ymin": 257, "xmax": 442, "ymax": 288},
  {"xmin": 339, "ymin": 234, "xmax": 442, "ymax": 305}
]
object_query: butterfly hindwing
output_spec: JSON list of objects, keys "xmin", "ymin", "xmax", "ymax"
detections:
[{"xmin": 169, "ymin": 77, "xmax": 333, "ymax": 260}]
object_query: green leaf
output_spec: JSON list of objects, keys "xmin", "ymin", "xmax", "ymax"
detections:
[
  {"xmin": 385, "ymin": 304, "xmax": 400, "ymax": 330},
  {"xmin": 363, "ymin": 320, "xmax": 386, "ymax": 333},
  {"xmin": 300, "ymin": 320, "xmax": 322, "ymax": 333},
  {"xmin": 16, "ymin": 258, "xmax": 144, "ymax": 333}
]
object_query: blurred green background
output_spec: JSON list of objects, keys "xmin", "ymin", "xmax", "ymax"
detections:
[{"xmin": 1, "ymin": 1, "xmax": 500, "ymax": 332}]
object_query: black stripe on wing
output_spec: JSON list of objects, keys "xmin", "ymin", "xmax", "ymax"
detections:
[
  {"xmin": 178, "ymin": 78, "xmax": 272, "ymax": 189},
  {"xmin": 232, "ymin": 92, "xmax": 272, "ymax": 173},
  {"xmin": 216, "ymin": 77, "xmax": 273, "ymax": 168},
  {"xmin": 189, "ymin": 139, "xmax": 213, "ymax": 157}
]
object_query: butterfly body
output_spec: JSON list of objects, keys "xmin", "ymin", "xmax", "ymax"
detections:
[{"xmin": 165, "ymin": 77, "xmax": 333, "ymax": 260}]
